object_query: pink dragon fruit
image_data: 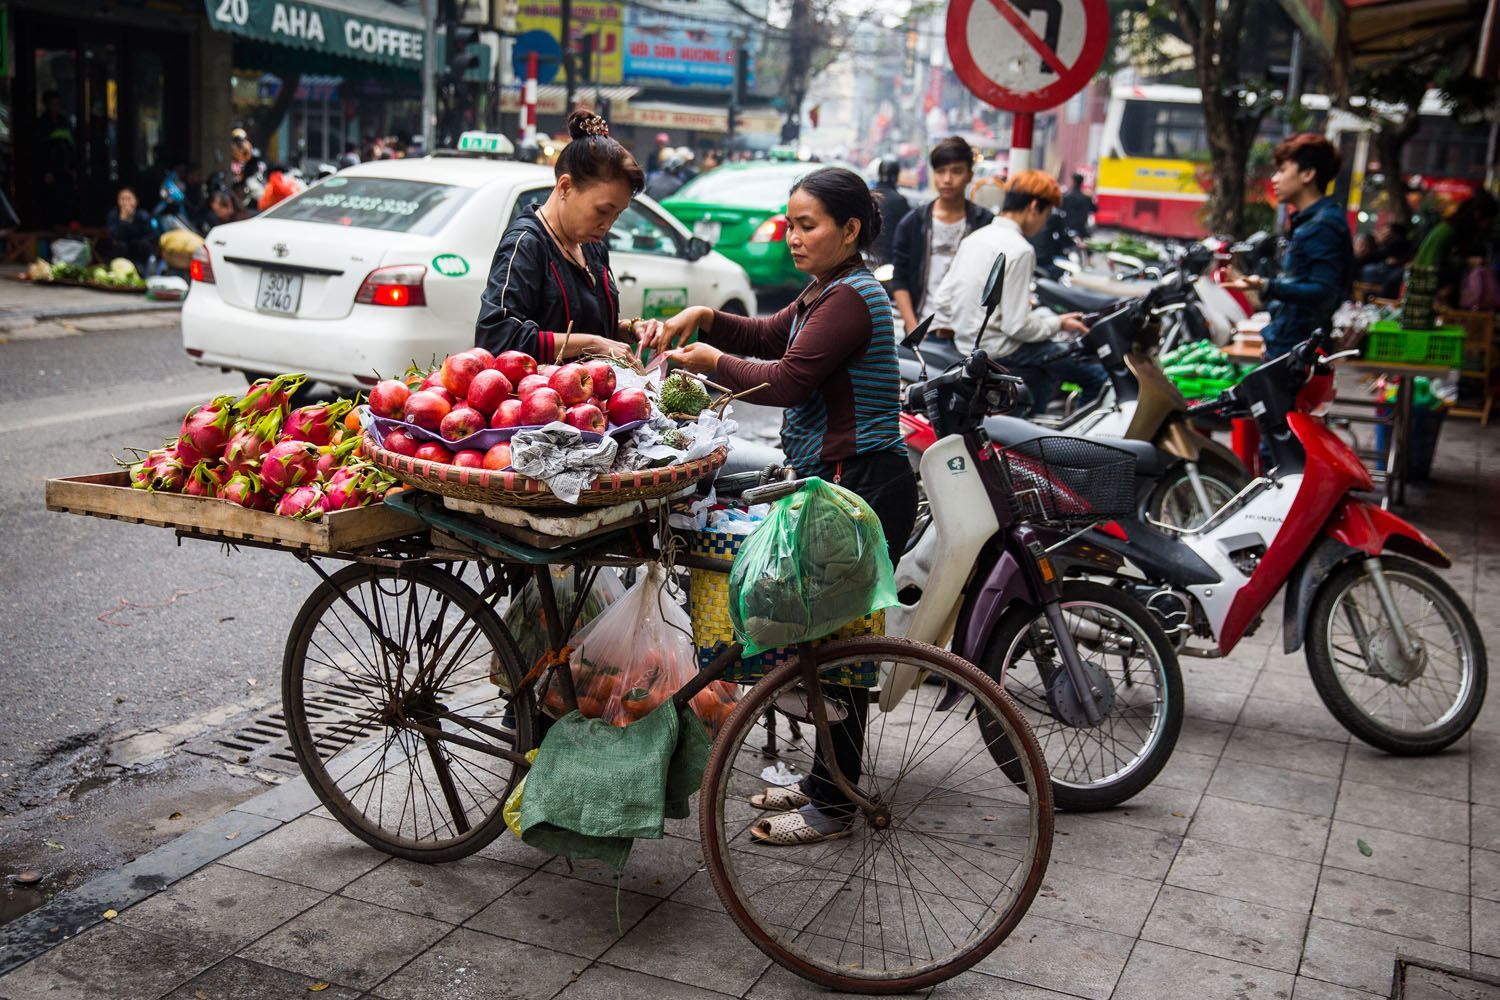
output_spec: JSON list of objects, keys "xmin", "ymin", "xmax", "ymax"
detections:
[
  {"xmin": 223, "ymin": 410, "xmax": 284, "ymax": 477},
  {"xmin": 259, "ymin": 440, "xmax": 320, "ymax": 493},
  {"xmin": 220, "ymin": 471, "xmax": 273, "ymax": 511},
  {"xmin": 124, "ymin": 445, "xmax": 188, "ymax": 493},
  {"xmin": 235, "ymin": 373, "xmax": 307, "ymax": 418},
  {"xmin": 181, "ymin": 462, "xmax": 227, "ymax": 498},
  {"xmin": 277, "ymin": 484, "xmax": 326, "ymax": 520},
  {"xmin": 176, "ymin": 395, "xmax": 237, "ymax": 465},
  {"xmin": 322, "ymin": 466, "xmax": 390, "ymax": 511},
  {"xmin": 283, "ymin": 399, "xmax": 352, "ymax": 447},
  {"xmin": 314, "ymin": 436, "xmax": 361, "ymax": 482}
]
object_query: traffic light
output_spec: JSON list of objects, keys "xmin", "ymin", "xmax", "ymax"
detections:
[
  {"xmin": 447, "ymin": 26, "xmax": 481, "ymax": 80},
  {"xmin": 576, "ymin": 33, "xmax": 595, "ymax": 85}
]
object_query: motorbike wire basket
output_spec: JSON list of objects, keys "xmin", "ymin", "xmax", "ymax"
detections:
[{"xmin": 996, "ymin": 437, "xmax": 1137, "ymax": 524}]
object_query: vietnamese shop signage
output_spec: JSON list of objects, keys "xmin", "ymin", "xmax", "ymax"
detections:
[
  {"xmin": 204, "ymin": 0, "xmax": 425, "ymax": 69},
  {"xmin": 622, "ymin": 14, "xmax": 754, "ymax": 89}
]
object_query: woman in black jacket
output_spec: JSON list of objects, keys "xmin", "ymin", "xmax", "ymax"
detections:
[{"xmin": 475, "ymin": 111, "xmax": 647, "ymax": 361}]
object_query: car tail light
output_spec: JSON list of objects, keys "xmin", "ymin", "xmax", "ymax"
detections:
[
  {"xmin": 189, "ymin": 244, "xmax": 214, "ymax": 283},
  {"xmin": 355, "ymin": 264, "xmax": 426, "ymax": 307},
  {"xmin": 749, "ymin": 215, "xmax": 788, "ymax": 243}
]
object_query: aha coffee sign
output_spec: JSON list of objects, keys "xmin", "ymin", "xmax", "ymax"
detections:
[{"xmin": 947, "ymin": 0, "xmax": 1109, "ymax": 113}]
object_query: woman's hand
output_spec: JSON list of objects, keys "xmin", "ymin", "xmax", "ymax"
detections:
[
  {"xmin": 644, "ymin": 306, "xmax": 712, "ymax": 354},
  {"xmin": 665, "ymin": 342, "xmax": 722, "ymax": 374},
  {"xmin": 558, "ymin": 333, "xmax": 632, "ymax": 360},
  {"xmin": 625, "ymin": 318, "xmax": 665, "ymax": 356}
]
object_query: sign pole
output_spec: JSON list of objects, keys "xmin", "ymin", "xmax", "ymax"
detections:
[
  {"xmin": 1010, "ymin": 111, "xmax": 1034, "ymax": 174},
  {"xmin": 524, "ymin": 51, "xmax": 539, "ymax": 144},
  {"xmin": 422, "ymin": 0, "xmax": 437, "ymax": 153}
]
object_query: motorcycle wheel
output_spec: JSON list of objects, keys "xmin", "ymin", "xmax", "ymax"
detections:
[
  {"xmin": 1306, "ymin": 555, "xmax": 1486, "ymax": 755},
  {"xmin": 1146, "ymin": 455, "xmax": 1247, "ymax": 529},
  {"xmin": 977, "ymin": 581, "xmax": 1184, "ymax": 811}
]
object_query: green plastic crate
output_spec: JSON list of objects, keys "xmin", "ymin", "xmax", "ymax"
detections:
[{"xmin": 1363, "ymin": 320, "xmax": 1465, "ymax": 367}]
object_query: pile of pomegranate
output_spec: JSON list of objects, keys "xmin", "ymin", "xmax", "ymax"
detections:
[
  {"xmin": 367, "ymin": 348, "xmax": 653, "ymax": 471},
  {"xmin": 124, "ymin": 373, "xmax": 397, "ymax": 520}
]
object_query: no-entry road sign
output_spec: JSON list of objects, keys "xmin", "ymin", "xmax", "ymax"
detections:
[{"xmin": 947, "ymin": 0, "xmax": 1109, "ymax": 113}]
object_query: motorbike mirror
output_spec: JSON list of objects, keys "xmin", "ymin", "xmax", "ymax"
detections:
[
  {"xmin": 902, "ymin": 315, "xmax": 933, "ymax": 352},
  {"xmin": 981, "ymin": 254, "xmax": 1007, "ymax": 312},
  {"xmin": 872, "ymin": 263, "xmax": 895, "ymax": 282}
]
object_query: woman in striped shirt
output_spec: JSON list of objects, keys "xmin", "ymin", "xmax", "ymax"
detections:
[{"xmin": 645, "ymin": 167, "xmax": 916, "ymax": 845}]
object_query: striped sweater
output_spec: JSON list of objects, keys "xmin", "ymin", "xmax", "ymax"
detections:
[{"xmin": 709, "ymin": 261, "xmax": 906, "ymax": 476}]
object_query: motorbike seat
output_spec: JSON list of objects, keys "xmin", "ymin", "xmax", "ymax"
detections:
[
  {"xmin": 1034, "ymin": 278, "xmax": 1119, "ymax": 314},
  {"xmin": 898, "ymin": 338, "xmax": 965, "ymax": 371},
  {"xmin": 716, "ymin": 438, "xmax": 787, "ymax": 479},
  {"xmin": 982, "ymin": 414, "xmax": 1169, "ymax": 479}
]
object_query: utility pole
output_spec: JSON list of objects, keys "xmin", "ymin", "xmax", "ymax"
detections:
[
  {"xmin": 727, "ymin": 33, "xmax": 747, "ymax": 155},
  {"xmin": 422, "ymin": 0, "xmax": 437, "ymax": 152},
  {"xmin": 783, "ymin": 0, "xmax": 812, "ymax": 144},
  {"xmin": 561, "ymin": 0, "xmax": 575, "ymax": 115}
]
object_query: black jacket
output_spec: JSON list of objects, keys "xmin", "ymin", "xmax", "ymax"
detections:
[
  {"xmin": 889, "ymin": 200, "xmax": 993, "ymax": 311},
  {"xmin": 474, "ymin": 205, "xmax": 621, "ymax": 362},
  {"xmin": 871, "ymin": 183, "xmax": 911, "ymax": 266}
]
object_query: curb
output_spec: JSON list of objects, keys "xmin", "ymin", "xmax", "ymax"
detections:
[
  {"xmin": 0, "ymin": 775, "xmax": 320, "ymax": 977},
  {"xmin": 0, "ymin": 301, "xmax": 182, "ymax": 333}
]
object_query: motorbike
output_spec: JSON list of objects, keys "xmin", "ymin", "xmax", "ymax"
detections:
[
  {"xmin": 1056, "ymin": 327, "xmax": 1487, "ymax": 754},
  {"xmin": 884, "ymin": 257, "xmax": 1184, "ymax": 811}
]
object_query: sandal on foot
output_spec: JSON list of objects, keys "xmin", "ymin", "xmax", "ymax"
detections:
[
  {"xmin": 749, "ymin": 785, "xmax": 811, "ymax": 811},
  {"xmin": 749, "ymin": 807, "xmax": 851, "ymax": 846}
]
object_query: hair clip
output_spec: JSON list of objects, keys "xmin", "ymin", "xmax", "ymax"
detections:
[{"xmin": 583, "ymin": 114, "xmax": 610, "ymax": 137}]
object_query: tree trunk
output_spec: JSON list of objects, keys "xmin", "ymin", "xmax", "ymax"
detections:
[
  {"xmin": 253, "ymin": 74, "xmax": 302, "ymax": 158},
  {"xmin": 1202, "ymin": 96, "xmax": 1251, "ymax": 235},
  {"xmin": 1375, "ymin": 110, "xmax": 1420, "ymax": 227}
]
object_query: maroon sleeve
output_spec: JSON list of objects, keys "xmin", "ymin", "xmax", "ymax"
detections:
[
  {"xmin": 703, "ymin": 301, "xmax": 797, "ymax": 358},
  {"xmin": 714, "ymin": 285, "xmax": 870, "ymax": 407}
]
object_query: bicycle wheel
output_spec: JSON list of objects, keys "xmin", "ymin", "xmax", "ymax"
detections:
[
  {"xmin": 979, "ymin": 580, "xmax": 1183, "ymax": 811},
  {"xmin": 1306, "ymin": 555, "xmax": 1486, "ymax": 754},
  {"xmin": 1146, "ymin": 456, "xmax": 1247, "ymax": 529},
  {"xmin": 699, "ymin": 637, "xmax": 1052, "ymax": 994},
  {"xmin": 282, "ymin": 563, "xmax": 535, "ymax": 863}
]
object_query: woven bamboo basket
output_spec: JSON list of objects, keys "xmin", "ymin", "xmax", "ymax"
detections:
[{"xmin": 362, "ymin": 432, "xmax": 727, "ymax": 507}]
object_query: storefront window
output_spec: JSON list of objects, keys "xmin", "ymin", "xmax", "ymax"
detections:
[{"xmin": 132, "ymin": 50, "xmax": 164, "ymax": 177}]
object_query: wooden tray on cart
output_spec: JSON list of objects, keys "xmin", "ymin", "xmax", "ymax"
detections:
[{"xmin": 45, "ymin": 471, "xmax": 422, "ymax": 555}]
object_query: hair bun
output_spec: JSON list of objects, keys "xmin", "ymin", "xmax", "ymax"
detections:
[{"xmin": 567, "ymin": 110, "xmax": 610, "ymax": 140}]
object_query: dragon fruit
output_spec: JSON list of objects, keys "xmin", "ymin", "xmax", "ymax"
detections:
[
  {"xmin": 223, "ymin": 410, "xmax": 284, "ymax": 477},
  {"xmin": 322, "ymin": 465, "xmax": 391, "ymax": 511},
  {"xmin": 182, "ymin": 462, "xmax": 227, "ymax": 498},
  {"xmin": 277, "ymin": 484, "xmax": 326, "ymax": 520},
  {"xmin": 236, "ymin": 373, "xmax": 307, "ymax": 418},
  {"xmin": 220, "ymin": 471, "xmax": 273, "ymax": 511},
  {"xmin": 176, "ymin": 395, "xmax": 237, "ymax": 465},
  {"xmin": 259, "ymin": 440, "xmax": 320, "ymax": 493},
  {"xmin": 125, "ymin": 445, "xmax": 187, "ymax": 493},
  {"xmin": 314, "ymin": 436, "xmax": 362, "ymax": 482},
  {"xmin": 283, "ymin": 399, "xmax": 352, "ymax": 447}
]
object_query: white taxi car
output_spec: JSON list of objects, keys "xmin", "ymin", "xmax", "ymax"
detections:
[{"xmin": 182, "ymin": 137, "xmax": 756, "ymax": 390}]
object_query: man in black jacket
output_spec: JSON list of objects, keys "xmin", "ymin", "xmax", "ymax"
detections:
[
  {"xmin": 889, "ymin": 137, "xmax": 993, "ymax": 333},
  {"xmin": 870, "ymin": 156, "xmax": 910, "ymax": 268}
]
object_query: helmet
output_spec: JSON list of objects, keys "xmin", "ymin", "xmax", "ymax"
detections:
[{"xmin": 878, "ymin": 156, "xmax": 900, "ymax": 185}]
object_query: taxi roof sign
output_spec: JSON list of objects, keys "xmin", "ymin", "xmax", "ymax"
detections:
[{"xmin": 454, "ymin": 131, "xmax": 515, "ymax": 156}]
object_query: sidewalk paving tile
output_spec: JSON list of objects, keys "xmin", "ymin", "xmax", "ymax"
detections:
[
  {"xmin": 1205, "ymin": 758, "xmax": 1340, "ymax": 818},
  {"xmin": 217, "ymin": 814, "xmax": 387, "ymax": 893},
  {"xmin": 1475, "ymin": 804, "xmax": 1500, "ymax": 854},
  {"xmin": 1299, "ymin": 917, "xmax": 1470, "ymax": 996},
  {"xmin": 974, "ymin": 913, "xmax": 1134, "ymax": 999},
  {"xmin": 1249, "ymin": 668, "xmax": 1320, "ymax": 704},
  {"xmin": 1027, "ymin": 860, "xmax": 1162, "ymax": 937},
  {"xmin": 1188, "ymin": 687, "xmax": 1249, "ymax": 725},
  {"xmin": 238, "ymin": 894, "xmax": 451, "ymax": 991},
  {"xmin": 161, "ymin": 956, "xmax": 363, "ymax": 999},
  {"xmin": 1341, "ymin": 747, "xmax": 1470, "ymax": 802},
  {"xmin": 1474, "ymin": 849, "xmax": 1500, "ymax": 902},
  {"xmin": 339, "ymin": 855, "xmax": 532, "ymax": 925},
  {"xmin": 563, "ymin": 963, "xmax": 739, "ymax": 1000},
  {"xmin": 114, "ymin": 864, "xmax": 325, "ymax": 956},
  {"xmin": 912, "ymin": 969, "xmax": 1089, "ymax": 999},
  {"xmin": 1332, "ymin": 778, "xmax": 1471, "ymax": 843},
  {"xmin": 476, "ymin": 829, "xmax": 557, "ymax": 870},
  {"xmin": 1096, "ymin": 782, "xmax": 1202, "ymax": 837},
  {"xmin": 1140, "ymin": 884, "xmax": 1308, "ymax": 973},
  {"xmin": 1322, "ymin": 820, "xmax": 1470, "ymax": 894},
  {"xmin": 0, "ymin": 922, "xmax": 219, "ymax": 1000},
  {"xmin": 1313, "ymin": 868, "xmax": 1470, "ymax": 949},
  {"xmin": 1174, "ymin": 718, "xmax": 1234, "ymax": 758},
  {"xmin": 1049, "ymin": 814, "xmax": 1182, "ymax": 881},
  {"xmin": 1474, "ymin": 898, "xmax": 1500, "ymax": 959},
  {"xmin": 1221, "ymin": 725, "xmax": 1348, "ymax": 779},
  {"xmin": 465, "ymin": 870, "xmax": 658, "ymax": 960},
  {"xmin": 1186, "ymin": 793, "xmax": 1332, "ymax": 862},
  {"xmin": 1165, "ymin": 837, "xmax": 1322, "ymax": 912},
  {"xmin": 1150, "ymin": 749, "xmax": 1219, "ymax": 795},
  {"xmin": 369, "ymin": 926, "xmax": 586, "ymax": 1000},
  {"xmin": 600, "ymin": 901, "xmax": 770, "ymax": 996},
  {"xmin": 1236, "ymin": 695, "xmax": 1354, "ymax": 744},
  {"xmin": 542, "ymin": 833, "xmax": 706, "ymax": 898},
  {"xmin": 1111, "ymin": 939, "xmax": 1296, "ymax": 1000},
  {"xmin": 1290, "ymin": 975, "xmax": 1385, "ymax": 999}
]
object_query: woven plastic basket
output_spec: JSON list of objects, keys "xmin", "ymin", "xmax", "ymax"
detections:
[
  {"xmin": 684, "ymin": 526, "xmax": 883, "ymax": 687},
  {"xmin": 363, "ymin": 432, "xmax": 727, "ymax": 508}
]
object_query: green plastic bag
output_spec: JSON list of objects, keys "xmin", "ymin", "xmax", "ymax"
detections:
[{"xmin": 728, "ymin": 477, "xmax": 899, "ymax": 656}]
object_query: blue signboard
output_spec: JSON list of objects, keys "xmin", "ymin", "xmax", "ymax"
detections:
[
  {"xmin": 512, "ymin": 28, "xmax": 562, "ymax": 85},
  {"xmin": 622, "ymin": 16, "xmax": 753, "ymax": 89}
]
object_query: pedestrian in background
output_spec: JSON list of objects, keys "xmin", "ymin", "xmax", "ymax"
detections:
[
  {"xmin": 337, "ymin": 142, "xmax": 360, "ymax": 170},
  {"xmin": 1412, "ymin": 190, "xmax": 1497, "ymax": 307},
  {"xmin": 888, "ymin": 136, "xmax": 993, "ymax": 334},
  {"xmin": 1061, "ymin": 172, "xmax": 1096, "ymax": 237},
  {"xmin": 98, "ymin": 186, "xmax": 158, "ymax": 275},
  {"xmin": 870, "ymin": 156, "xmax": 909, "ymax": 268}
]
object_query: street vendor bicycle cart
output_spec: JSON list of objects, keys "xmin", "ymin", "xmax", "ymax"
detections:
[{"xmin": 46, "ymin": 432, "xmax": 1054, "ymax": 993}]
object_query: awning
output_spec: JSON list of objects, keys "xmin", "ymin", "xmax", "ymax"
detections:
[
  {"xmin": 499, "ymin": 85, "xmax": 641, "ymax": 115},
  {"xmin": 1281, "ymin": 0, "xmax": 1498, "ymax": 79},
  {"xmin": 203, "ymin": 0, "xmax": 426, "ymax": 70}
]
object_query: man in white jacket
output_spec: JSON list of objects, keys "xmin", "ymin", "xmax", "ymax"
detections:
[{"xmin": 928, "ymin": 170, "xmax": 1107, "ymax": 414}]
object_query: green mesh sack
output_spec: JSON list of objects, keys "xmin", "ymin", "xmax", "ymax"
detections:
[{"xmin": 728, "ymin": 477, "xmax": 899, "ymax": 656}]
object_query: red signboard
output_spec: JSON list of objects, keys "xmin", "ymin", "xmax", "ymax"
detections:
[{"xmin": 947, "ymin": 0, "xmax": 1109, "ymax": 114}]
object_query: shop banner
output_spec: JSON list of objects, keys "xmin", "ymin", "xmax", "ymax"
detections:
[
  {"xmin": 623, "ymin": 15, "xmax": 753, "ymax": 89},
  {"xmin": 203, "ymin": 0, "xmax": 425, "ymax": 69},
  {"xmin": 515, "ymin": 1, "xmax": 625, "ymax": 85}
]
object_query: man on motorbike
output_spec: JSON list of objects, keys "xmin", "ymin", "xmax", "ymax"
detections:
[
  {"xmin": 928, "ymin": 170, "xmax": 1106, "ymax": 415},
  {"xmin": 1224, "ymin": 134, "xmax": 1353, "ymax": 358}
]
